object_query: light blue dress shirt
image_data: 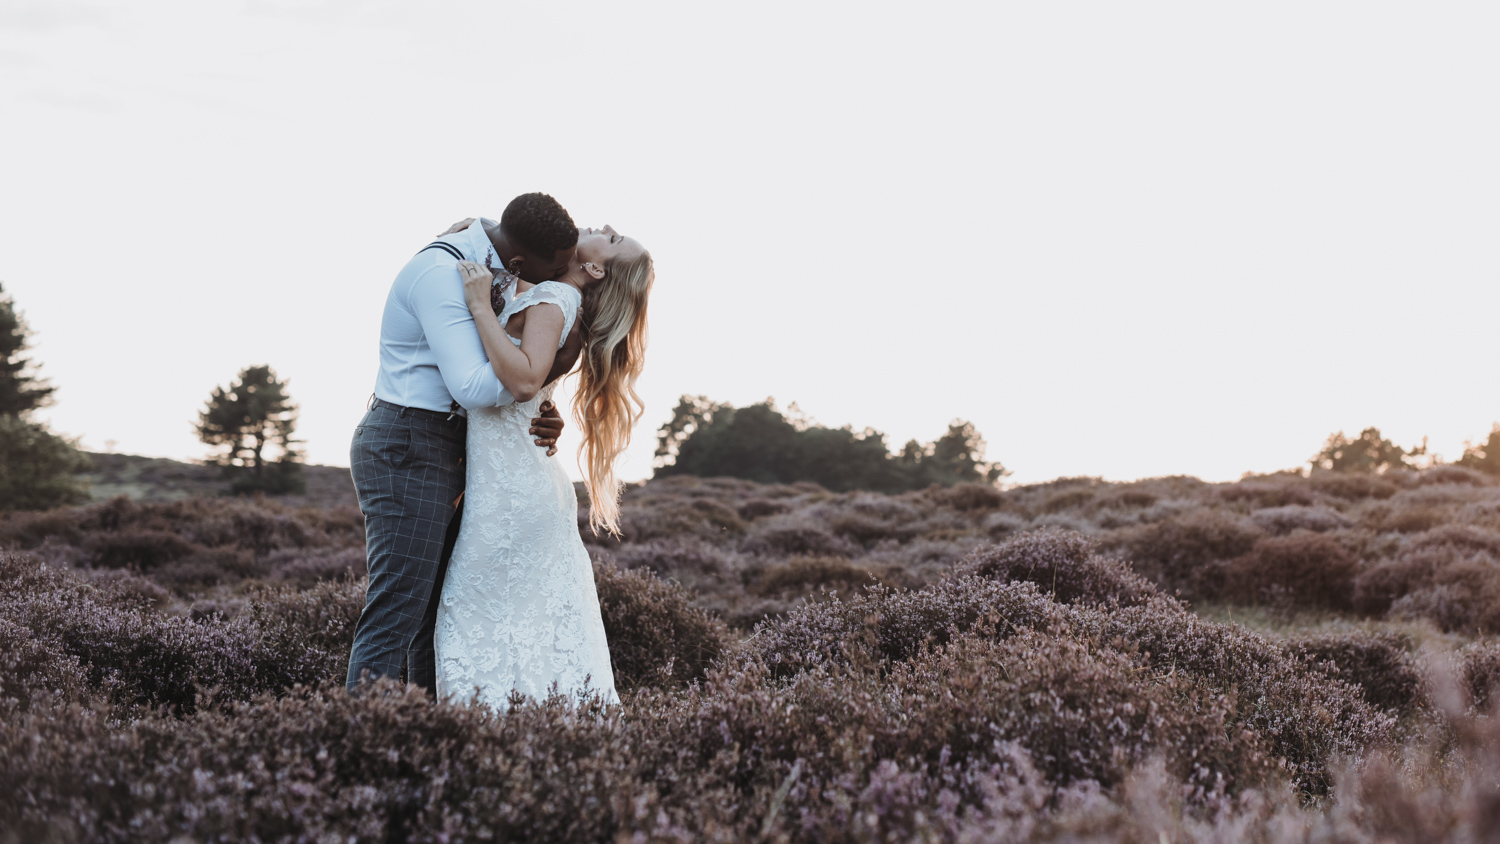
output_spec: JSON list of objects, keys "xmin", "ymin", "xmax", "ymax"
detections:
[{"xmin": 372, "ymin": 220, "xmax": 515, "ymax": 413}]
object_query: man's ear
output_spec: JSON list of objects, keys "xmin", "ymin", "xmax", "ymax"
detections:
[
  {"xmin": 506, "ymin": 255, "xmax": 525, "ymax": 273},
  {"xmin": 582, "ymin": 262, "xmax": 606, "ymax": 281}
]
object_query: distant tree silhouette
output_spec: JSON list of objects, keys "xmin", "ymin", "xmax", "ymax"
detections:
[
  {"xmin": 1311, "ymin": 427, "xmax": 1423, "ymax": 474},
  {"xmin": 0, "ymin": 281, "xmax": 55, "ymax": 416},
  {"xmin": 0, "ymin": 282, "xmax": 89, "ymax": 510},
  {"xmin": 1459, "ymin": 424, "xmax": 1500, "ymax": 477},
  {"xmin": 197, "ymin": 365, "xmax": 305, "ymax": 494},
  {"xmin": 904, "ymin": 420, "xmax": 1009, "ymax": 487},
  {"xmin": 653, "ymin": 396, "xmax": 1006, "ymax": 492}
]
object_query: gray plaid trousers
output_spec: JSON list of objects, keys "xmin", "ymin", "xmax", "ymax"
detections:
[{"xmin": 346, "ymin": 401, "xmax": 466, "ymax": 692}]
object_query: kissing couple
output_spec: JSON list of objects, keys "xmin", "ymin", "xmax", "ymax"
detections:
[{"xmin": 344, "ymin": 192, "xmax": 653, "ymax": 708}]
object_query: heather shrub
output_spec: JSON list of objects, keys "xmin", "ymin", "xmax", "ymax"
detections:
[
  {"xmin": 745, "ymin": 576, "xmax": 1061, "ymax": 676},
  {"xmin": 750, "ymin": 555, "xmax": 880, "ymax": 597},
  {"xmin": 86, "ymin": 527, "xmax": 197, "ymax": 569},
  {"xmin": 16, "ymin": 468, "xmax": 1500, "ymax": 839},
  {"xmin": 1067, "ymin": 595, "xmax": 1393, "ymax": 793},
  {"xmin": 242, "ymin": 579, "xmax": 365, "ymax": 690},
  {"xmin": 983, "ymin": 510, "xmax": 1029, "ymax": 538},
  {"xmin": 687, "ymin": 497, "xmax": 748, "ymax": 535},
  {"xmin": 1038, "ymin": 486, "xmax": 1097, "ymax": 514},
  {"xmin": 750, "ymin": 573, "xmax": 1381, "ymax": 794},
  {"xmin": 0, "ymin": 617, "xmax": 92, "ymax": 710},
  {"xmin": 1354, "ymin": 528, "xmax": 1500, "ymax": 630},
  {"xmin": 1218, "ymin": 477, "xmax": 1317, "ymax": 508},
  {"xmin": 1, "ymin": 555, "xmax": 259, "ymax": 711},
  {"xmin": 1361, "ymin": 502, "xmax": 1450, "ymax": 534},
  {"xmin": 607, "ymin": 535, "xmax": 736, "ymax": 578},
  {"xmin": 1410, "ymin": 523, "xmax": 1500, "ymax": 556},
  {"xmin": 80, "ymin": 567, "xmax": 171, "ymax": 608},
  {"xmin": 876, "ymin": 629, "xmax": 1272, "ymax": 794},
  {"xmin": 1108, "ymin": 508, "xmax": 1263, "ymax": 596},
  {"xmin": 152, "ymin": 547, "xmax": 264, "ymax": 590},
  {"xmin": 1289, "ymin": 630, "xmax": 1423, "ymax": 715},
  {"xmin": 1308, "ymin": 471, "xmax": 1398, "ymax": 501},
  {"xmin": 1248, "ymin": 504, "xmax": 1352, "ymax": 534},
  {"xmin": 857, "ymin": 535, "xmax": 986, "ymax": 583},
  {"xmin": 265, "ymin": 545, "xmax": 366, "ymax": 585},
  {"xmin": 1414, "ymin": 464, "xmax": 1492, "ymax": 487},
  {"xmin": 591, "ymin": 559, "xmax": 731, "ymax": 690},
  {"xmin": 737, "ymin": 497, "xmax": 789, "ymax": 520},
  {"xmin": 1097, "ymin": 486, "xmax": 1160, "ymax": 510},
  {"xmin": 1030, "ymin": 512, "xmax": 1095, "ymax": 534},
  {"xmin": 1388, "ymin": 585, "xmax": 1479, "ymax": 631},
  {"xmin": 741, "ymin": 518, "xmax": 855, "ymax": 557},
  {"xmin": 0, "ymin": 552, "xmax": 366, "ymax": 711},
  {"xmin": 1221, "ymin": 532, "xmax": 1358, "ymax": 609},
  {"xmin": 944, "ymin": 481, "xmax": 1002, "ymax": 511},
  {"xmin": 821, "ymin": 507, "xmax": 912, "ymax": 545},
  {"xmin": 618, "ymin": 496, "xmax": 742, "ymax": 545},
  {"xmin": 953, "ymin": 530, "xmax": 1154, "ymax": 607},
  {"xmin": 1456, "ymin": 640, "xmax": 1500, "ymax": 709}
]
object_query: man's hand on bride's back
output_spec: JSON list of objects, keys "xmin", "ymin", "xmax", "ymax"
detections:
[
  {"xmin": 438, "ymin": 218, "xmax": 476, "ymax": 236},
  {"xmin": 530, "ymin": 401, "xmax": 565, "ymax": 456}
]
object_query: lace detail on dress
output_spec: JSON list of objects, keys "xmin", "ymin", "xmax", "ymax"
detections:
[
  {"xmin": 497, "ymin": 281, "xmax": 582, "ymax": 349},
  {"xmin": 434, "ymin": 279, "xmax": 616, "ymax": 708}
]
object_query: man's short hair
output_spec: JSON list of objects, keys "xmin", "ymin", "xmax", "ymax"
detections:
[{"xmin": 501, "ymin": 193, "xmax": 578, "ymax": 257}]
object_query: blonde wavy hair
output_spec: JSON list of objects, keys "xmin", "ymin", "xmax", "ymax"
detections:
[{"xmin": 574, "ymin": 249, "xmax": 654, "ymax": 534}]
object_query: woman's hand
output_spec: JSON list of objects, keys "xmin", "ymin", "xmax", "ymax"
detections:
[
  {"xmin": 457, "ymin": 261, "xmax": 494, "ymax": 316},
  {"xmin": 438, "ymin": 218, "xmax": 476, "ymax": 236}
]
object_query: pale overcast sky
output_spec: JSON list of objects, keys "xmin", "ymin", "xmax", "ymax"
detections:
[{"xmin": 2, "ymin": 1, "xmax": 1497, "ymax": 485}]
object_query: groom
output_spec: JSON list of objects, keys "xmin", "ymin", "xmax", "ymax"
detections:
[{"xmin": 346, "ymin": 192, "xmax": 585, "ymax": 694}]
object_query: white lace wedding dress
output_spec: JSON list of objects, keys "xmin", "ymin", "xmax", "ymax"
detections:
[{"xmin": 434, "ymin": 281, "xmax": 619, "ymax": 707}]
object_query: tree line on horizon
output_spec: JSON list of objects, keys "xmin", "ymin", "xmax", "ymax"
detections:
[
  {"xmin": 653, "ymin": 395, "xmax": 1008, "ymax": 493},
  {"xmin": 3, "ymin": 280, "xmax": 1500, "ymax": 512}
]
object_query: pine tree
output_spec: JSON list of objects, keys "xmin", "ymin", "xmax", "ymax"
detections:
[
  {"xmin": 0, "ymin": 282, "xmax": 55, "ymax": 416},
  {"xmin": 196, "ymin": 365, "xmax": 305, "ymax": 494},
  {"xmin": 0, "ymin": 282, "xmax": 88, "ymax": 510}
]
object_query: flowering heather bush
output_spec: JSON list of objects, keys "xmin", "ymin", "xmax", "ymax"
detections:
[
  {"xmin": 590, "ymin": 557, "xmax": 730, "ymax": 690},
  {"xmin": 1068, "ymin": 595, "xmax": 1392, "ymax": 793},
  {"xmin": 1456, "ymin": 640, "xmax": 1500, "ymax": 710},
  {"xmin": 1354, "ymin": 526, "xmax": 1500, "ymax": 631},
  {"xmin": 953, "ymin": 530, "xmax": 1153, "ymax": 607},
  {"xmin": 1221, "ymin": 533, "xmax": 1359, "ymax": 610},
  {"xmin": 606, "ymin": 534, "xmax": 738, "ymax": 578},
  {"xmin": 0, "ymin": 617, "xmax": 91, "ymax": 710},
  {"xmin": 10, "ymin": 466, "xmax": 1500, "ymax": 839},
  {"xmin": 1249, "ymin": 504, "xmax": 1352, "ymax": 535},
  {"xmin": 741, "ymin": 517, "xmax": 857, "ymax": 558},
  {"xmin": 1289, "ymin": 630, "xmax": 1423, "ymax": 715},
  {"xmin": 1307, "ymin": 471, "xmax": 1399, "ymax": 501},
  {"xmin": 241, "ymin": 578, "xmax": 365, "ymax": 690},
  {"xmin": 749, "ymin": 555, "xmax": 883, "ymax": 597},
  {"xmin": 1109, "ymin": 509, "xmax": 1265, "ymax": 597}
]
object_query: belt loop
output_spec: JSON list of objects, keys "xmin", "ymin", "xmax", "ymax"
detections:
[
  {"xmin": 398, "ymin": 406, "xmax": 408, "ymax": 418},
  {"xmin": 367, "ymin": 393, "xmax": 376, "ymax": 411}
]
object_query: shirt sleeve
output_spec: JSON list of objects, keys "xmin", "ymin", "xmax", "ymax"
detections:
[{"xmin": 408, "ymin": 264, "xmax": 515, "ymax": 410}]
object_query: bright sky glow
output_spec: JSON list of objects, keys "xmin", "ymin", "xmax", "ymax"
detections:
[{"xmin": 3, "ymin": 1, "xmax": 1497, "ymax": 485}]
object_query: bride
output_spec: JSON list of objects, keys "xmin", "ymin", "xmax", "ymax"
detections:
[{"xmin": 434, "ymin": 224, "xmax": 653, "ymax": 708}]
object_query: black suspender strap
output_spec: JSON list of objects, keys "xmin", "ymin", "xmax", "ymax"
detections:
[{"xmin": 418, "ymin": 241, "xmax": 465, "ymax": 262}]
